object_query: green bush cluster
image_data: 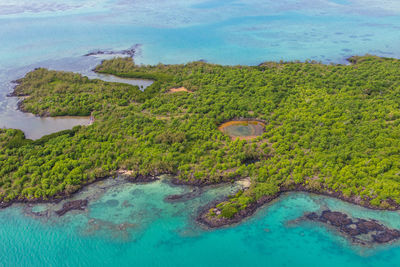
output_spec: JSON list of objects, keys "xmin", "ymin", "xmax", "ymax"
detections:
[{"xmin": 13, "ymin": 68, "xmax": 144, "ymax": 116}]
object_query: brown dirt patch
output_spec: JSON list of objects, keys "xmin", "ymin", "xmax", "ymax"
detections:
[{"xmin": 168, "ymin": 87, "xmax": 192, "ymax": 93}]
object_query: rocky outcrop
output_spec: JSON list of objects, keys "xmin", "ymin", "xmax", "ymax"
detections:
[
  {"xmin": 55, "ymin": 199, "xmax": 88, "ymax": 216},
  {"xmin": 125, "ymin": 174, "xmax": 159, "ymax": 183},
  {"xmin": 0, "ymin": 202, "xmax": 12, "ymax": 209},
  {"xmin": 171, "ymin": 178, "xmax": 212, "ymax": 186},
  {"xmin": 197, "ymin": 194, "xmax": 279, "ymax": 228},
  {"xmin": 164, "ymin": 188, "xmax": 203, "ymax": 203},
  {"xmin": 84, "ymin": 44, "xmax": 141, "ymax": 58},
  {"xmin": 319, "ymin": 210, "xmax": 352, "ymax": 226},
  {"xmin": 304, "ymin": 210, "xmax": 400, "ymax": 244},
  {"xmin": 170, "ymin": 176, "xmax": 233, "ymax": 187}
]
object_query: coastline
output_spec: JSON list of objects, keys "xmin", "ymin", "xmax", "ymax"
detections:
[
  {"xmin": 197, "ymin": 184, "xmax": 400, "ymax": 229},
  {"xmin": 0, "ymin": 175, "xmax": 113, "ymax": 209},
  {"xmin": 169, "ymin": 177, "xmax": 233, "ymax": 187},
  {"xmin": 8, "ymin": 78, "xmax": 62, "ymax": 118},
  {"xmin": 3, "ymin": 171, "xmax": 400, "ymax": 246},
  {"xmin": 3, "ymin": 171, "xmax": 400, "ymax": 230},
  {"xmin": 0, "ymin": 173, "xmax": 159, "ymax": 210},
  {"xmin": 7, "ymin": 69, "xmax": 149, "ymax": 118},
  {"xmin": 2, "ymin": 159, "xmax": 400, "ymax": 246}
]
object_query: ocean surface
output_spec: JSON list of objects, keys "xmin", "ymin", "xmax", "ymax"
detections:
[
  {"xmin": 1, "ymin": 0, "xmax": 400, "ymax": 266},
  {"xmin": 3, "ymin": 178, "xmax": 400, "ymax": 267}
]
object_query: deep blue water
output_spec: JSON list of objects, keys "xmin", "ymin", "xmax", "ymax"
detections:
[{"xmin": 1, "ymin": 1, "xmax": 400, "ymax": 266}]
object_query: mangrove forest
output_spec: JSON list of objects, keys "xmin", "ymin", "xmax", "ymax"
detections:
[{"xmin": 1, "ymin": 55, "xmax": 400, "ymax": 222}]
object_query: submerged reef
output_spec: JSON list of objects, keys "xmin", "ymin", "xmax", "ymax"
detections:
[{"xmin": 304, "ymin": 210, "xmax": 400, "ymax": 245}]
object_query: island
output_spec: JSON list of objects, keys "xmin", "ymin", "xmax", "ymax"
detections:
[{"xmin": 1, "ymin": 55, "xmax": 400, "ymax": 229}]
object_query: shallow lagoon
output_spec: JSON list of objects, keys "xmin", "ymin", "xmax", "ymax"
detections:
[
  {"xmin": 2, "ymin": 178, "xmax": 400, "ymax": 266},
  {"xmin": 1, "ymin": 0, "xmax": 400, "ymax": 69}
]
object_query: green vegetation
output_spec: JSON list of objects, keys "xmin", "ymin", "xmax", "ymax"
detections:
[
  {"xmin": 13, "ymin": 68, "xmax": 144, "ymax": 116},
  {"xmin": 215, "ymin": 190, "xmax": 254, "ymax": 219},
  {"xmin": 2, "ymin": 55, "xmax": 400, "ymax": 219}
]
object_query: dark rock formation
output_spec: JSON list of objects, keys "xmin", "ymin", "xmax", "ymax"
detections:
[
  {"xmin": 0, "ymin": 202, "xmax": 12, "ymax": 209},
  {"xmin": 125, "ymin": 174, "xmax": 159, "ymax": 183},
  {"xmin": 170, "ymin": 177, "xmax": 228, "ymax": 187},
  {"xmin": 356, "ymin": 219, "xmax": 384, "ymax": 234},
  {"xmin": 84, "ymin": 44, "xmax": 141, "ymax": 58},
  {"xmin": 372, "ymin": 229, "xmax": 400, "ymax": 243},
  {"xmin": 23, "ymin": 204, "xmax": 50, "ymax": 217},
  {"xmin": 164, "ymin": 188, "xmax": 202, "ymax": 203},
  {"xmin": 320, "ymin": 210, "xmax": 352, "ymax": 226},
  {"xmin": 304, "ymin": 209, "xmax": 400, "ymax": 245},
  {"xmin": 305, "ymin": 212, "xmax": 319, "ymax": 220},
  {"xmin": 55, "ymin": 199, "xmax": 88, "ymax": 216}
]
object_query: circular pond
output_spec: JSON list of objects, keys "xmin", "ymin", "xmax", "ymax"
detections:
[{"xmin": 218, "ymin": 120, "xmax": 265, "ymax": 139}]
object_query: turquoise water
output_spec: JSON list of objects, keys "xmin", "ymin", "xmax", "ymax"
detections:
[
  {"xmin": 2, "ymin": 0, "xmax": 400, "ymax": 266},
  {"xmin": 2, "ymin": 178, "xmax": 400, "ymax": 266},
  {"xmin": 1, "ymin": 0, "xmax": 400, "ymax": 69}
]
